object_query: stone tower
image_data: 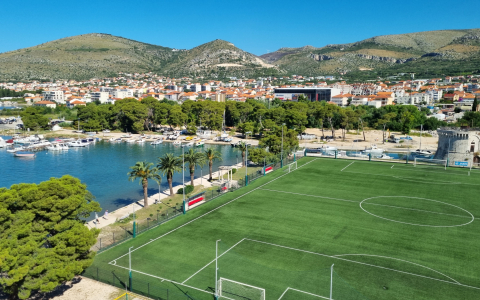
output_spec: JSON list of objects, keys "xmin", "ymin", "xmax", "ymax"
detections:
[{"xmin": 434, "ymin": 128, "xmax": 480, "ymax": 166}]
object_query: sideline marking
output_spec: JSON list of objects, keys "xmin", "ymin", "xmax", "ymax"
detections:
[
  {"xmin": 109, "ymin": 158, "xmax": 318, "ymax": 262},
  {"xmin": 331, "ymin": 254, "xmax": 460, "ymax": 284},
  {"xmin": 245, "ymin": 238, "xmax": 480, "ymax": 291},
  {"xmin": 182, "ymin": 238, "xmax": 246, "ymax": 284},
  {"xmin": 341, "ymin": 161, "xmax": 354, "ymax": 172},
  {"xmin": 391, "ymin": 165, "xmax": 394, "ymax": 169},
  {"xmin": 360, "ymin": 196, "xmax": 475, "ymax": 227}
]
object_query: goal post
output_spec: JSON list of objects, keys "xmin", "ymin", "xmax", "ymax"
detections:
[
  {"xmin": 218, "ymin": 278, "xmax": 265, "ymax": 300},
  {"xmin": 287, "ymin": 161, "xmax": 298, "ymax": 173},
  {"xmin": 414, "ymin": 157, "xmax": 447, "ymax": 170}
]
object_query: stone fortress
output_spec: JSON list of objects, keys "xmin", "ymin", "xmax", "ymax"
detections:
[{"xmin": 434, "ymin": 128, "xmax": 480, "ymax": 166}]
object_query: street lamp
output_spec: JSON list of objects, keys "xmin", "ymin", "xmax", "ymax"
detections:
[
  {"xmin": 245, "ymin": 131, "xmax": 252, "ymax": 184},
  {"xmin": 182, "ymin": 145, "xmax": 186, "ymax": 214},
  {"xmin": 281, "ymin": 123, "xmax": 285, "ymax": 168},
  {"xmin": 215, "ymin": 239, "xmax": 221, "ymax": 300}
]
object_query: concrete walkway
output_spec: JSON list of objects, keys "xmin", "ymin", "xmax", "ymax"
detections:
[{"xmin": 86, "ymin": 162, "xmax": 243, "ymax": 229}]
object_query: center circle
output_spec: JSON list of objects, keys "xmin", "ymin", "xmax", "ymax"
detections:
[{"xmin": 359, "ymin": 196, "xmax": 474, "ymax": 227}]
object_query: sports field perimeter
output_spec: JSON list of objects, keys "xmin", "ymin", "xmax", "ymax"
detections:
[{"xmin": 86, "ymin": 157, "xmax": 480, "ymax": 300}]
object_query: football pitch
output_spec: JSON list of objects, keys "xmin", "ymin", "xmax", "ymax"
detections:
[{"xmin": 86, "ymin": 157, "xmax": 480, "ymax": 300}]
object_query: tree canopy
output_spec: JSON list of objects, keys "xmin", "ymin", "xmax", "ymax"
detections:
[{"xmin": 0, "ymin": 176, "xmax": 101, "ymax": 300}]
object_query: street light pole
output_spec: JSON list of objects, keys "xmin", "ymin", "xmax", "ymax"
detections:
[
  {"xmin": 281, "ymin": 123, "xmax": 285, "ymax": 168},
  {"xmin": 215, "ymin": 239, "xmax": 221, "ymax": 300},
  {"xmin": 129, "ymin": 247, "xmax": 133, "ymax": 291},
  {"xmin": 245, "ymin": 131, "xmax": 251, "ymax": 185},
  {"xmin": 182, "ymin": 145, "xmax": 186, "ymax": 214}
]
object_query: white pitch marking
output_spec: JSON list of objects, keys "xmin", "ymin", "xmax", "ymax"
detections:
[
  {"xmin": 331, "ymin": 253, "xmax": 460, "ymax": 284},
  {"xmin": 341, "ymin": 161, "xmax": 354, "ymax": 172},
  {"xmin": 108, "ymin": 158, "xmax": 318, "ymax": 263},
  {"xmin": 391, "ymin": 165, "xmax": 394, "ymax": 169},
  {"xmin": 287, "ymin": 288, "xmax": 330, "ymax": 299},
  {"xmin": 259, "ymin": 188, "xmax": 357, "ymax": 203},
  {"xmin": 244, "ymin": 238, "xmax": 480, "ymax": 290},
  {"xmin": 182, "ymin": 238, "xmax": 246, "ymax": 284},
  {"xmin": 364, "ymin": 202, "xmax": 472, "ymax": 219}
]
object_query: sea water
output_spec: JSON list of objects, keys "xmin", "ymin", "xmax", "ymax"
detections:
[{"xmin": 0, "ymin": 139, "xmax": 241, "ymax": 214}]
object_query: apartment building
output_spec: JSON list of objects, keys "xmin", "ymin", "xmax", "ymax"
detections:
[
  {"xmin": 91, "ymin": 92, "xmax": 109, "ymax": 103},
  {"xmin": 112, "ymin": 89, "xmax": 134, "ymax": 99},
  {"xmin": 396, "ymin": 93, "xmax": 432, "ymax": 105},
  {"xmin": 42, "ymin": 91, "xmax": 65, "ymax": 104}
]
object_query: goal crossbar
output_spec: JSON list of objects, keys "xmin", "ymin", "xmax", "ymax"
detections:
[
  {"xmin": 287, "ymin": 161, "xmax": 298, "ymax": 173},
  {"xmin": 414, "ymin": 157, "xmax": 447, "ymax": 170},
  {"xmin": 218, "ymin": 277, "xmax": 265, "ymax": 300}
]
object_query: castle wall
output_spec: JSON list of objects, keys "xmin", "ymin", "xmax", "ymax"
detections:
[{"xmin": 434, "ymin": 129, "xmax": 480, "ymax": 166}]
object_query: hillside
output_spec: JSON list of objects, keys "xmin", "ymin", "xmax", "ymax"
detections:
[
  {"xmin": 0, "ymin": 33, "xmax": 180, "ymax": 81},
  {"xmin": 0, "ymin": 35, "xmax": 277, "ymax": 81},
  {"xmin": 261, "ymin": 29, "xmax": 480, "ymax": 78}
]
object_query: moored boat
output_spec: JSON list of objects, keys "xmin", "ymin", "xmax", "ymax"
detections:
[{"xmin": 14, "ymin": 151, "xmax": 35, "ymax": 157}]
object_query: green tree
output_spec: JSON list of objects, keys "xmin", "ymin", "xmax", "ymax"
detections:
[
  {"xmin": 157, "ymin": 153, "xmax": 183, "ymax": 196},
  {"xmin": 237, "ymin": 122, "xmax": 255, "ymax": 136},
  {"xmin": 236, "ymin": 141, "xmax": 248, "ymax": 167},
  {"xmin": 20, "ymin": 107, "xmax": 49, "ymax": 130},
  {"xmin": 248, "ymin": 148, "xmax": 276, "ymax": 165},
  {"xmin": 0, "ymin": 176, "xmax": 100, "ymax": 300},
  {"xmin": 186, "ymin": 121, "xmax": 197, "ymax": 135},
  {"xmin": 168, "ymin": 106, "xmax": 187, "ymax": 129},
  {"xmin": 205, "ymin": 148, "xmax": 223, "ymax": 181},
  {"xmin": 473, "ymin": 97, "xmax": 478, "ymax": 112},
  {"xmin": 377, "ymin": 112, "xmax": 396, "ymax": 144},
  {"xmin": 183, "ymin": 148, "xmax": 206, "ymax": 186},
  {"xmin": 127, "ymin": 161, "xmax": 161, "ymax": 208}
]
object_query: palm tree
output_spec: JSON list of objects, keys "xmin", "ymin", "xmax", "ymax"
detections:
[
  {"xmin": 204, "ymin": 148, "xmax": 222, "ymax": 181},
  {"xmin": 183, "ymin": 148, "xmax": 206, "ymax": 186},
  {"xmin": 157, "ymin": 153, "xmax": 182, "ymax": 196},
  {"xmin": 127, "ymin": 161, "xmax": 161, "ymax": 208},
  {"xmin": 236, "ymin": 141, "xmax": 248, "ymax": 167}
]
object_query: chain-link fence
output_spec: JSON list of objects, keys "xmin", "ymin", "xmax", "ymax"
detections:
[{"xmin": 94, "ymin": 152, "xmax": 304, "ymax": 253}]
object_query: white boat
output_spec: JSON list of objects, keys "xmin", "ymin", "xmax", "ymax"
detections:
[
  {"xmin": 195, "ymin": 141, "xmax": 205, "ymax": 147},
  {"xmin": 136, "ymin": 139, "xmax": 145, "ymax": 144},
  {"xmin": 47, "ymin": 143, "xmax": 69, "ymax": 151},
  {"xmin": 0, "ymin": 137, "xmax": 6, "ymax": 148},
  {"xmin": 362, "ymin": 144, "xmax": 384, "ymax": 154},
  {"xmin": 7, "ymin": 146, "xmax": 25, "ymax": 153},
  {"xmin": 184, "ymin": 142, "xmax": 194, "ymax": 147},
  {"xmin": 126, "ymin": 139, "xmax": 136, "ymax": 143},
  {"xmin": 411, "ymin": 149, "xmax": 432, "ymax": 157},
  {"xmin": 378, "ymin": 154, "xmax": 392, "ymax": 160},
  {"xmin": 173, "ymin": 141, "xmax": 181, "ymax": 146},
  {"xmin": 109, "ymin": 137, "xmax": 116, "ymax": 142},
  {"xmin": 349, "ymin": 152, "xmax": 369, "ymax": 158},
  {"xmin": 151, "ymin": 139, "xmax": 163, "ymax": 145},
  {"xmin": 14, "ymin": 151, "xmax": 35, "ymax": 157},
  {"xmin": 68, "ymin": 140, "xmax": 87, "ymax": 147}
]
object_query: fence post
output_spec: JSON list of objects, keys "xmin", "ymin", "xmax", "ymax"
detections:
[
  {"xmin": 147, "ymin": 219, "xmax": 149, "ymax": 228},
  {"xmin": 99, "ymin": 238, "xmax": 102, "ymax": 250},
  {"xmin": 148, "ymin": 282, "xmax": 150, "ymax": 297},
  {"xmin": 369, "ymin": 153, "xmax": 371, "ymax": 161},
  {"xmin": 335, "ymin": 150, "xmax": 337, "ymax": 159},
  {"xmin": 113, "ymin": 273, "xmax": 115, "ymax": 286}
]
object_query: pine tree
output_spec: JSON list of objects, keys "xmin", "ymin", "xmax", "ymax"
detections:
[
  {"xmin": 0, "ymin": 176, "xmax": 101, "ymax": 300},
  {"xmin": 473, "ymin": 97, "xmax": 478, "ymax": 112}
]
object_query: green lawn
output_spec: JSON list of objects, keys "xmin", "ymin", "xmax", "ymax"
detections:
[{"xmin": 85, "ymin": 157, "xmax": 480, "ymax": 300}]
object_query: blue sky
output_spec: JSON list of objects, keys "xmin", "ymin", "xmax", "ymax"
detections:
[{"xmin": 1, "ymin": 0, "xmax": 479, "ymax": 56}]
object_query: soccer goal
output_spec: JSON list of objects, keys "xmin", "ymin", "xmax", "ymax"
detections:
[
  {"xmin": 286, "ymin": 161, "xmax": 298, "ymax": 173},
  {"xmin": 217, "ymin": 277, "xmax": 265, "ymax": 300},
  {"xmin": 469, "ymin": 162, "xmax": 480, "ymax": 176},
  {"xmin": 414, "ymin": 157, "xmax": 447, "ymax": 170}
]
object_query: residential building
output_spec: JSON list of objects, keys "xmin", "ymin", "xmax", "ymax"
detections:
[
  {"xmin": 34, "ymin": 101, "xmax": 56, "ymax": 109},
  {"xmin": 42, "ymin": 91, "xmax": 65, "ymax": 104},
  {"xmin": 91, "ymin": 92, "xmax": 110, "ymax": 104},
  {"xmin": 396, "ymin": 93, "xmax": 432, "ymax": 105},
  {"xmin": 273, "ymin": 88, "xmax": 340, "ymax": 102}
]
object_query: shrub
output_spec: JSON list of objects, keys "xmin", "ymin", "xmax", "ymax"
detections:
[
  {"xmin": 232, "ymin": 168, "xmax": 237, "ymax": 174},
  {"xmin": 177, "ymin": 185, "xmax": 194, "ymax": 195}
]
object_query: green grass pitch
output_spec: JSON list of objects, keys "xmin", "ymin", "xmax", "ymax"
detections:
[{"xmin": 85, "ymin": 157, "xmax": 480, "ymax": 300}]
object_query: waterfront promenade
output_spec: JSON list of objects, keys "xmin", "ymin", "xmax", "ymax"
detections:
[{"xmin": 86, "ymin": 161, "xmax": 244, "ymax": 229}]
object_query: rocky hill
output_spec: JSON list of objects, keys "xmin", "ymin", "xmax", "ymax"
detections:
[
  {"xmin": 261, "ymin": 29, "xmax": 480, "ymax": 78},
  {"xmin": 0, "ymin": 34, "xmax": 277, "ymax": 81}
]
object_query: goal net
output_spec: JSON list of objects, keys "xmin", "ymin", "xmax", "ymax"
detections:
[
  {"xmin": 287, "ymin": 161, "xmax": 298, "ymax": 173},
  {"xmin": 470, "ymin": 162, "xmax": 480, "ymax": 176},
  {"xmin": 218, "ymin": 278, "xmax": 265, "ymax": 300},
  {"xmin": 414, "ymin": 157, "xmax": 447, "ymax": 170}
]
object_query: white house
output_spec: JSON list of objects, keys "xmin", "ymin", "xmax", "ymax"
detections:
[
  {"xmin": 91, "ymin": 92, "xmax": 109, "ymax": 103},
  {"xmin": 112, "ymin": 89, "xmax": 134, "ymax": 99},
  {"xmin": 396, "ymin": 93, "xmax": 432, "ymax": 105}
]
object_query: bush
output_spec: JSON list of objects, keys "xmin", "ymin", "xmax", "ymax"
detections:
[
  {"xmin": 232, "ymin": 168, "xmax": 237, "ymax": 174},
  {"xmin": 177, "ymin": 185, "xmax": 194, "ymax": 195}
]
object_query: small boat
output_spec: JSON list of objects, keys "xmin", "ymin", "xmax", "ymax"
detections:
[
  {"xmin": 68, "ymin": 140, "xmax": 87, "ymax": 147},
  {"xmin": 151, "ymin": 139, "xmax": 163, "ymax": 145},
  {"xmin": 47, "ymin": 143, "xmax": 69, "ymax": 151},
  {"xmin": 109, "ymin": 137, "xmax": 116, "ymax": 142},
  {"xmin": 378, "ymin": 154, "xmax": 392, "ymax": 160},
  {"xmin": 411, "ymin": 149, "xmax": 432, "ymax": 157},
  {"xmin": 362, "ymin": 144, "xmax": 384, "ymax": 154},
  {"xmin": 126, "ymin": 139, "xmax": 136, "ymax": 143},
  {"xmin": 14, "ymin": 151, "xmax": 35, "ymax": 157},
  {"xmin": 349, "ymin": 152, "xmax": 369, "ymax": 158},
  {"xmin": 195, "ymin": 141, "xmax": 205, "ymax": 147},
  {"xmin": 184, "ymin": 142, "xmax": 194, "ymax": 147},
  {"xmin": 136, "ymin": 139, "xmax": 145, "ymax": 144},
  {"xmin": 0, "ymin": 137, "xmax": 6, "ymax": 148},
  {"xmin": 7, "ymin": 146, "xmax": 25, "ymax": 153},
  {"xmin": 173, "ymin": 141, "xmax": 181, "ymax": 146}
]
